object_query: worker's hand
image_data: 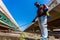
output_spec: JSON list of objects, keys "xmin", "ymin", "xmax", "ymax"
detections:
[{"xmin": 47, "ymin": 16, "xmax": 50, "ymax": 19}]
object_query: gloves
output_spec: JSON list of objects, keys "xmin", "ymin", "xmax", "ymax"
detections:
[{"xmin": 46, "ymin": 11, "xmax": 51, "ymax": 19}]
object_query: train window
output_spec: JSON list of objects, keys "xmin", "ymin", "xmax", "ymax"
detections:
[
  {"xmin": 4, "ymin": 18, "xmax": 7, "ymax": 22},
  {"xmin": 4, "ymin": 19, "xmax": 6, "ymax": 20},
  {"xmin": 0, "ymin": 15, "xmax": 2, "ymax": 19}
]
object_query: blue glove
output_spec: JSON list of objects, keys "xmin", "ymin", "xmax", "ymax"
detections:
[{"xmin": 47, "ymin": 16, "xmax": 50, "ymax": 19}]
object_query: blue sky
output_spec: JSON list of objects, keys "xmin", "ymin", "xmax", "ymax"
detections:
[{"xmin": 2, "ymin": 0, "xmax": 50, "ymax": 31}]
